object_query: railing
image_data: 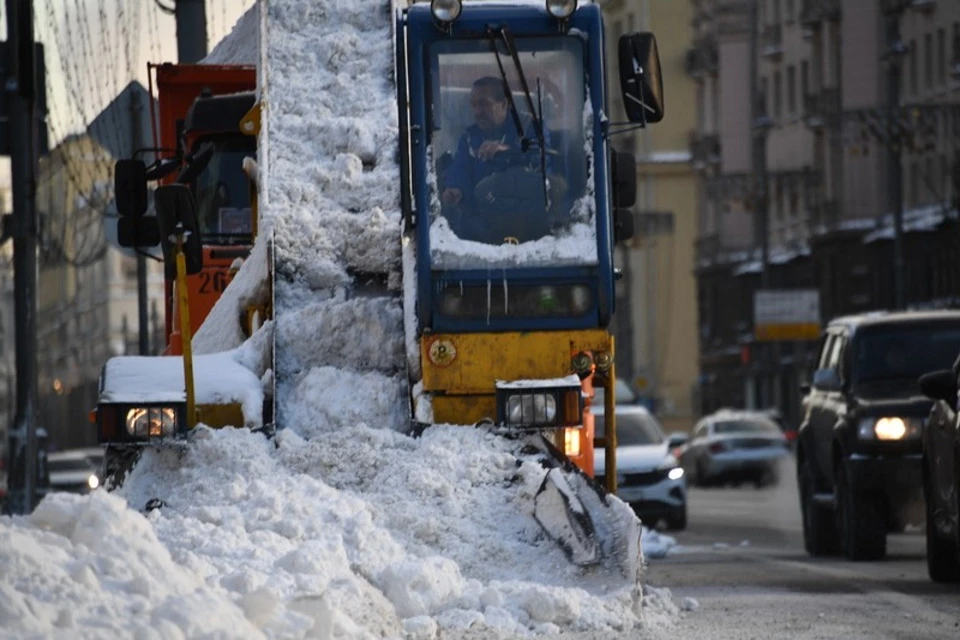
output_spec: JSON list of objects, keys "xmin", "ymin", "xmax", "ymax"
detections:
[
  {"xmin": 689, "ymin": 132, "xmax": 721, "ymax": 170},
  {"xmin": 761, "ymin": 24, "xmax": 783, "ymax": 59},
  {"xmin": 802, "ymin": 87, "xmax": 841, "ymax": 129},
  {"xmin": 684, "ymin": 37, "xmax": 719, "ymax": 78},
  {"xmin": 799, "ymin": 0, "xmax": 841, "ymax": 27}
]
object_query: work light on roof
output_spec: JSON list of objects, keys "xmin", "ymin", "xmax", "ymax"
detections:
[
  {"xmin": 431, "ymin": 0, "xmax": 462, "ymax": 24},
  {"xmin": 546, "ymin": 0, "xmax": 578, "ymax": 19}
]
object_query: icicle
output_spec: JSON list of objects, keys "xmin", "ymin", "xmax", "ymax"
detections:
[{"xmin": 502, "ymin": 270, "xmax": 508, "ymax": 317}]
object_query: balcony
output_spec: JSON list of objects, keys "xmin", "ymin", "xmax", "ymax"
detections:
[
  {"xmin": 761, "ymin": 24, "xmax": 784, "ymax": 59},
  {"xmin": 802, "ymin": 88, "xmax": 841, "ymax": 129},
  {"xmin": 685, "ymin": 37, "xmax": 719, "ymax": 78},
  {"xmin": 799, "ymin": 0, "xmax": 841, "ymax": 28},
  {"xmin": 690, "ymin": 132, "xmax": 721, "ymax": 171}
]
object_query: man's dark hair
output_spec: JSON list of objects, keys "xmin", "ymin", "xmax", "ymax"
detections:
[{"xmin": 472, "ymin": 76, "xmax": 508, "ymax": 102}]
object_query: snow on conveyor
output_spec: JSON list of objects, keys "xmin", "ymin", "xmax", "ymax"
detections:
[{"xmin": 0, "ymin": 2, "xmax": 680, "ymax": 638}]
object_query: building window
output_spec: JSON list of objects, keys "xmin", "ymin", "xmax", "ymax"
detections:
[
  {"xmin": 787, "ymin": 65, "xmax": 796, "ymax": 114},
  {"xmin": 925, "ymin": 33, "xmax": 933, "ymax": 90},
  {"xmin": 910, "ymin": 162, "xmax": 919, "ymax": 206},
  {"xmin": 771, "ymin": 0, "xmax": 781, "ymax": 24},
  {"xmin": 909, "ymin": 39, "xmax": 917, "ymax": 95},
  {"xmin": 938, "ymin": 28, "xmax": 946, "ymax": 85},
  {"xmin": 801, "ymin": 60, "xmax": 809, "ymax": 103},
  {"xmin": 773, "ymin": 71, "xmax": 782, "ymax": 119},
  {"xmin": 785, "ymin": 0, "xmax": 794, "ymax": 21}
]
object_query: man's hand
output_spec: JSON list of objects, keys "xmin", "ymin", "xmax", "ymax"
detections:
[
  {"xmin": 476, "ymin": 140, "xmax": 509, "ymax": 161},
  {"xmin": 442, "ymin": 188, "xmax": 462, "ymax": 206}
]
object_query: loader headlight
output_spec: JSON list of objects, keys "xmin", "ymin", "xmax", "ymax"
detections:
[
  {"xmin": 508, "ymin": 394, "xmax": 557, "ymax": 425},
  {"xmin": 431, "ymin": 0, "xmax": 462, "ymax": 24},
  {"xmin": 126, "ymin": 407, "xmax": 177, "ymax": 438},
  {"xmin": 545, "ymin": 0, "xmax": 577, "ymax": 19},
  {"xmin": 856, "ymin": 416, "xmax": 921, "ymax": 441},
  {"xmin": 496, "ymin": 377, "xmax": 583, "ymax": 429}
]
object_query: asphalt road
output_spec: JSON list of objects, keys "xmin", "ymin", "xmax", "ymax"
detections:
[{"xmin": 642, "ymin": 457, "xmax": 960, "ymax": 640}]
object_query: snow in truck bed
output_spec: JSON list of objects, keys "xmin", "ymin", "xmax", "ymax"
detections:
[{"xmin": 0, "ymin": 2, "xmax": 680, "ymax": 638}]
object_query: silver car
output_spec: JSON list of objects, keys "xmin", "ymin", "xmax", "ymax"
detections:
[
  {"xmin": 680, "ymin": 410, "xmax": 790, "ymax": 488},
  {"xmin": 595, "ymin": 405, "xmax": 687, "ymax": 530},
  {"xmin": 47, "ymin": 448, "xmax": 104, "ymax": 494}
]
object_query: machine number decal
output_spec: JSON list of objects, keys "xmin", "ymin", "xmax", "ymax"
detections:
[
  {"xmin": 198, "ymin": 269, "xmax": 232, "ymax": 294},
  {"xmin": 427, "ymin": 338, "xmax": 457, "ymax": 367}
]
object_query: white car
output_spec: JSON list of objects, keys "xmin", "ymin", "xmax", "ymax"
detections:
[
  {"xmin": 594, "ymin": 405, "xmax": 687, "ymax": 530},
  {"xmin": 680, "ymin": 410, "xmax": 790, "ymax": 488},
  {"xmin": 47, "ymin": 448, "xmax": 104, "ymax": 494}
]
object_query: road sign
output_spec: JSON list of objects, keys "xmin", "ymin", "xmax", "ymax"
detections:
[{"xmin": 754, "ymin": 289, "xmax": 821, "ymax": 341}]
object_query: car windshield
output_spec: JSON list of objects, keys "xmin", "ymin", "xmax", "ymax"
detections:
[
  {"xmin": 48, "ymin": 458, "xmax": 95, "ymax": 473},
  {"xmin": 428, "ymin": 35, "xmax": 596, "ymax": 269},
  {"xmin": 713, "ymin": 419, "xmax": 780, "ymax": 435},
  {"xmin": 595, "ymin": 412, "xmax": 665, "ymax": 446},
  {"xmin": 853, "ymin": 323, "xmax": 960, "ymax": 386}
]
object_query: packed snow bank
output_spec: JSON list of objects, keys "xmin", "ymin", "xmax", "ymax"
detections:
[
  {"xmin": 0, "ymin": 2, "xmax": 683, "ymax": 638},
  {"xmin": 0, "ymin": 491, "xmax": 263, "ymax": 638}
]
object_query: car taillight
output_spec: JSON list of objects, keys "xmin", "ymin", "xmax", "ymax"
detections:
[{"xmin": 708, "ymin": 441, "xmax": 727, "ymax": 454}]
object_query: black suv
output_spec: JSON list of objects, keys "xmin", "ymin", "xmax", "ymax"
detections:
[
  {"xmin": 798, "ymin": 311, "xmax": 960, "ymax": 561},
  {"xmin": 918, "ymin": 361, "xmax": 960, "ymax": 582}
]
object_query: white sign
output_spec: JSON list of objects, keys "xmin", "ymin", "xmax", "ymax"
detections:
[{"xmin": 754, "ymin": 289, "xmax": 821, "ymax": 341}]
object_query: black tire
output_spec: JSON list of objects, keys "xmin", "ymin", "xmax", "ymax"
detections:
[
  {"xmin": 925, "ymin": 476, "xmax": 960, "ymax": 582},
  {"xmin": 799, "ymin": 457, "xmax": 839, "ymax": 556},
  {"xmin": 695, "ymin": 459, "xmax": 709, "ymax": 488},
  {"xmin": 664, "ymin": 504, "xmax": 687, "ymax": 531},
  {"xmin": 836, "ymin": 461, "xmax": 886, "ymax": 561}
]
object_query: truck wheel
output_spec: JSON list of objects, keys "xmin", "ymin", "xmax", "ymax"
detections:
[
  {"xmin": 925, "ymin": 480, "xmax": 960, "ymax": 582},
  {"xmin": 837, "ymin": 461, "xmax": 886, "ymax": 561},
  {"xmin": 799, "ymin": 457, "xmax": 839, "ymax": 556}
]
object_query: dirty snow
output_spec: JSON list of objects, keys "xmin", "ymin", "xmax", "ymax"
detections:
[{"xmin": 1, "ymin": 2, "xmax": 683, "ymax": 639}]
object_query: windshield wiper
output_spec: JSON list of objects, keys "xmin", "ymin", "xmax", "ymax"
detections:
[{"xmin": 485, "ymin": 26, "xmax": 549, "ymax": 209}]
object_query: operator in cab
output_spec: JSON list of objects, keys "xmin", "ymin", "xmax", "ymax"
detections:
[{"xmin": 439, "ymin": 76, "xmax": 559, "ymax": 244}]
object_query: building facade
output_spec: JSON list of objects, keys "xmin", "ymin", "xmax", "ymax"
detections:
[
  {"xmin": 690, "ymin": 0, "xmax": 960, "ymax": 428},
  {"xmin": 602, "ymin": 0, "xmax": 701, "ymax": 433}
]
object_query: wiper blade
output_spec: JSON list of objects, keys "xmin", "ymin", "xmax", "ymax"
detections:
[{"xmin": 486, "ymin": 25, "xmax": 549, "ymax": 208}]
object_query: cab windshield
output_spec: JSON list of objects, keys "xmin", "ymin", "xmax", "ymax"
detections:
[
  {"xmin": 191, "ymin": 135, "xmax": 255, "ymax": 245},
  {"xmin": 428, "ymin": 36, "xmax": 596, "ymax": 270}
]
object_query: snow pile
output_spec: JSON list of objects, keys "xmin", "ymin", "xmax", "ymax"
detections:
[
  {"xmin": 201, "ymin": 3, "xmax": 259, "ymax": 65},
  {"xmin": 0, "ymin": 2, "xmax": 683, "ymax": 638},
  {"xmin": 640, "ymin": 527, "xmax": 678, "ymax": 559}
]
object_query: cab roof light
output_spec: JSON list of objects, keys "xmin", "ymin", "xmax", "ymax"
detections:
[
  {"xmin": 431, "ymin": 0, "xmax": 462, "ymax": 25},
  {"xmin": 545, "ymin": 0, "xmax": 578, "ymax": 20}
]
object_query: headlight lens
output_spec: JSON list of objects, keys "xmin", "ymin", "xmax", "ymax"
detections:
[
  {"xmin": 857, "ymin": 416, "xmax": 920, "ymax": 441},
  {"xmin": 125, "ymin": 407, "xmax": 177, "ymax": 438},
  {"xmin": 545, "ymin": 0, "xmax": 578, "ymax": 19},
  {"xmin": 668, "ymin": 467, "xmax": 685, "ymax": 481},
  {"xmin": 431, "ymin": 0, "xmax": 462, "ymax": 23},
  {"xmin": 87, "ymin": 475, "xmax": 100, "ymax": 490},
  {"xmin": 508, "ymin": 394, "xmax": 557, "ymax": 425}
]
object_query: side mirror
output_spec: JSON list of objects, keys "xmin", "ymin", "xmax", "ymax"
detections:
[
  {"xmin": 114, "ymin": 159, "xmax": 148, "ymax": 218},
  {"xmin": 117, "ymin": 216, "xmax": 161, "ymax": 248},
  {"xmin": 154, "ymin": 184, "xmax": 203, "ymax": 279},
  {"xmin": 618, "ymin": 32, "xmax": 665, "ymax": 125},
  {"xmin": 176, "ymin": 142, "xmax": 215, "ymax": 184},
  {"xmin": 919, "ymin": 369, "xmax": 957, "ymax": 405},
  {"xmin": 811, "ymin": 368, "xmax": 842, "ymax": 392},
  {"xmin": 610, "ymin": 150, "xmax": 637, "ymax": 208},
  {"xmin": 667, "ymin": 432, "xmax": 688, "ymax": 449},
  {"xmin": 613, "ymin": 209, "xmax": 635, "ymax": 244}
]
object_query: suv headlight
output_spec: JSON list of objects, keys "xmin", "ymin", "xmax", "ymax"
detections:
[
  {"xmin": 857, "ymin": 416, "xmax": 921, "ymax": 441},
  {"xmin": 658, "ymin": 454, "xmax": 684, "ymax": 480}
]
